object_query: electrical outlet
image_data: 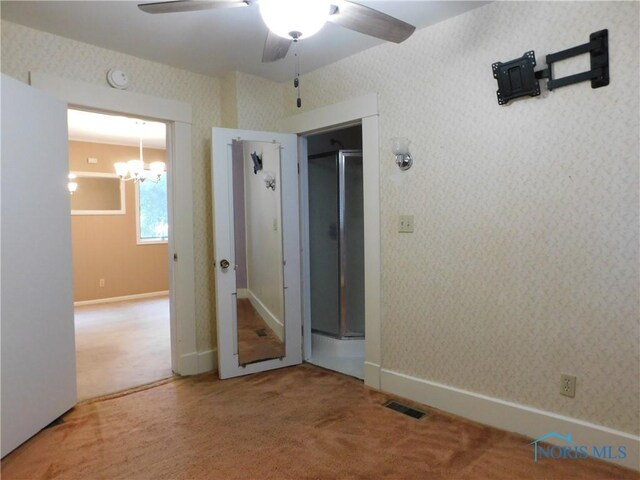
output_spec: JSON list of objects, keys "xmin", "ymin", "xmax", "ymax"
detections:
[
  {"xmin": 99, "ymin": 278, "xmax": 105, "ymax": 288},
  {"xmin": 399, "ymin": 215, "xmax": 414, "ymax": 233},
  {"xmin": 560, "ymin": 374, "xmax": 576, "ymax": 398}
]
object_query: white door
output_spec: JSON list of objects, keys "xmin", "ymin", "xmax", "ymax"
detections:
[
  {"xmin": 212, "ymin": 128, "xmax": 302, "ymax": 379},
  {"xmin": 1, "ymin": 75, "xmax": 77, "ymax": 457}
]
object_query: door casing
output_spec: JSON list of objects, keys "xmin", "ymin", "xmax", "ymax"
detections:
[
  {"xmin": 29, "ymin": 72, "xmax": 201, "ymax": 375},
  {"xmin": 279, "ymin": 94, "xmax": 382, "ymax": 389}
]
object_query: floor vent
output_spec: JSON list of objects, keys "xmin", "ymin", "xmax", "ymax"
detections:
[
  {"xmin": 255, "ymin": 329, "xmax": 268, "ymax": 337},
  {"xmin": 383, "ymin": 400, "xmax": 428, "ymax": 419}
]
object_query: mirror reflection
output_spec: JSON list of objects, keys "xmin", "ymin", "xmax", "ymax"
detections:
[
  {"xmin": 70, "ymin": 172, "xmax": 125, "ymax": 215},
  {"xmin": 232, "ymin": 140, "xmax": 285, "ymax": 366}
]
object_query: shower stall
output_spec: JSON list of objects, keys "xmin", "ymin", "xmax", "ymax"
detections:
[{"xmin": 308, "ymin": 149, "xmax": 365, "ymax": 376}]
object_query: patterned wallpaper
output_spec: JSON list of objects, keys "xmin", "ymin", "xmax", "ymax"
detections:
[
  {"xmin": 2, "ymin": 1, "xmax": 638, "ymax": 436},
  {"xmin": 284, "ymin": 1, "xmax": 639, "ymax": 434},
  {"xmin": 234, "ymin": 71, "xmax": 285, "ymax": 131},
  {"xmin": 1, "ymin": 20, "xmax": 221, "ymax": 352}
]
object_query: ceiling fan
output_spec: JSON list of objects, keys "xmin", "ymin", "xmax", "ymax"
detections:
[{"xmin": 138, "ymin": 0, "xmax": 416, "ymax": 63}]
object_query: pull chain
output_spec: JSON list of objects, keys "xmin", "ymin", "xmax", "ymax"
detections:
[{"xmin": 293, "ymin": 38, "xmax": 302, "ymax": 108}]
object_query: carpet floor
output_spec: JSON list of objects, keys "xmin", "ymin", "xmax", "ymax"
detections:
[
  {"xmin": 75, "ymin": 296, "xmax": 172, "ymax": 401},
  {"xmin": 1, "ymin": 364, "xmax": 636, "ymax": 480}
]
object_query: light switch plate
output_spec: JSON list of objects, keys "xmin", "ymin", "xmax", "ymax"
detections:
[{"xmin": 399, "ymin": 215, "xmax": 414, "ymax": 233}]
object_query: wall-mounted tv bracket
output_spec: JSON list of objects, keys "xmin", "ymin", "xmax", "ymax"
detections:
[{"xmin": 492, "ymin": 29, "xmax": 609, "ymax": 105}]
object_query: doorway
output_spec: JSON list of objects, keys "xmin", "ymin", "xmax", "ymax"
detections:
[
  {"xmin": 68, "ymin": 109, "xmax": 172, "ymax": 400},
  {"xmin": 304, "ymin": 125, "xmax": 365, "ymax": 379}
]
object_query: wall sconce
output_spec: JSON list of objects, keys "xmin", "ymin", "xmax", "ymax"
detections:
[
  {"xmin": 263, "ymin": 172, "xmax": 276, "ymax": 191},
  {"xmin": 68, "ymin": 173, "xmax": 78, "ymax": 195},
  {"xmin": 391, "ymin": 137, "xmax": 413, "ymax": 171}
]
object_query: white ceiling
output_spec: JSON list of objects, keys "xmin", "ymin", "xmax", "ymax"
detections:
[
  {"xmin": 68, "ymin": 109, "xmax": 167, "ymax": 149},
  {"xmin": 1, "ymin": 1, "xmax": 489, "ymax": 82}
]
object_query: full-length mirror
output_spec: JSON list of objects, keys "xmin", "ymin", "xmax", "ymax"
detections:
[{"xmin": 232, "ymin": 140, "xmax": 285, "ymax": 366}]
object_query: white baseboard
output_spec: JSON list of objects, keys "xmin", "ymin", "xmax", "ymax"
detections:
[
  {"xmin": 364, "ymin": 361, "xmax": 380, "ymax": 390},
  {"xmin": 197, "ymin": 349, "xmax": 217, "ymax": 373},
  {"xmin": 247, "ymin": 290, "xmax": 284, "ymax": 340},
  {"xmin": 177, "ymin": 351, "xmax": 199, "ymax": 375},
  {"xmin": 74, "ymin": 290, "xmax": 169, "ymax": 306},
  {"xmin": 312, "ymin": 333, "xmax": 364, "ymax": 358},
  {"xmin": 380, "ymin": 368, "xmax": 639, "ymax": 470},
  {"xmin": 236, "ymin": 288, "xmax": 249, "ymax": 299},
  {"xmin": 177, "ymin": 349, "xmax": 217, "ymax": 375}
]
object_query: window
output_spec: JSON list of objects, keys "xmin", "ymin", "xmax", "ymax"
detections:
[{"xmin": 136, "ymin": 175, "xmax": 168, "ymax": 244}]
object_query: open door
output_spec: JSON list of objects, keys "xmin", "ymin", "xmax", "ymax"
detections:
[
  {"xmin": 1, "ymin": 75, "xmax": 77, "ymax": 456},
  {"xmin": 212, "ymin": 128, "xmax": 301, "ymax": 379}
]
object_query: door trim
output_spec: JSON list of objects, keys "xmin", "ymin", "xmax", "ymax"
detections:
[
  {"xmin": 29, "ymin": 72, "xmax": 198, "ymax": 375},
  {"xmin": 279, "ymin": 94, "xmax": 382, "ymax": 389}
]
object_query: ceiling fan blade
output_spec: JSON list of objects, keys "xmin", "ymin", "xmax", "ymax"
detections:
[
  {"xmin": 138, "ymin": 0, "xmax": 247, "ymax": 15},
  {"xmin": 328, "ymin": 1, "xmax": 416, "ymax": 44},
  {"xmin": 262, "ymin": 31, "xmax": 292, "ymax": 63}
]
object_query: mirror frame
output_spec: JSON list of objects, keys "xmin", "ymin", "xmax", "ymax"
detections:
[{"xmin": 70, "ymin": 171, "xmax": 126, "ymax": 216}]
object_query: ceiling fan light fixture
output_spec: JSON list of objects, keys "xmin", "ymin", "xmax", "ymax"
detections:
[{"xmin": 259, "ymin": 0, "xmax": 331, "ymax": 40}]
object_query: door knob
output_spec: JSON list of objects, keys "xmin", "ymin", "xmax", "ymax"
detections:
[{"xmin": 220, "ymin": 259, "xmax": 230, "ymax": 269}]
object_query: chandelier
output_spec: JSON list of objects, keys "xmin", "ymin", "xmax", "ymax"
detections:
[{"xmin": 114, "ymin": 122, "xmax": 165, "ymax": 183}]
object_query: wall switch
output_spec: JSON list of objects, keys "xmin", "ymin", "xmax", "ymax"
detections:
[
  {"xmin": 87, "ymin": 157, "xmax": 98, "ymax": 164},
  {"xmin": 399, "ymin": 215, "xmax": 414, "ymax": 233},
  {"xmin": 560, "ymin": 374, "xmax": 576, "ymax": 398},
  {"xmin": 99, "ymin": 278, "xmax": 105, "ymax": 287}
]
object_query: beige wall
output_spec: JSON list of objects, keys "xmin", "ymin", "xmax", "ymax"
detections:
[
  {"xmin": 286, "ymin": 2, "xmax": 639, "ymax": 434},
  {"xmin": 1, "ymin": 20, "xmax": 220, "ymax": 351},
  {"xmin": 69, "ymin": 141, "xmax": 168, "ymax": 302}
]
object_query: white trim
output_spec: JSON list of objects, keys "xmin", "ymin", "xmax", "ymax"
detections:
[
  {"xmin": 70, "ymin": 171, "xmax": 126, "ymax": 216},
  {"xmin": 380, "ymin": 368, "xmax": 640, "ymax": 471},
  {"xmin": 178, "ymin": 349, "xmax": 217, "ymax": 375},
  {"xmin": 30, "ymin": 72, "xmax": 192, "ymax": 123},
  {"xmin": 282, "ymin": 94, "xmax": 381, "ymax": 389},
  {"xmin": 178, "ymin": 351, "xmax": 199, "ymax": 375},
  {"xmin": 74, "ymin": 290, "xmax": 169, "ymax": 307},
  {"xmin": 197, "ymin": 349, "xmax": 218, "ymax": 373},
  {"xmin": 236, "ymin": 288, "xmax": 249, "ymax": 299},
  {"xmin": 30, "ymin": 72, "xmax": 196, "ymax": 376},
  {"xmin": 364, "ymin": 361, "xmax": 381, "ymax": 390},
  {"xmin": 278, "ymin": 93, "xmax": 378, "ymax": 134},
  {"xmin": 247, "ymin": 289, "xmax": 284, "ymax": 341}
]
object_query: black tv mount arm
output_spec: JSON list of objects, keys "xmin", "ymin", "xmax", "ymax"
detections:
[{"xmin": 492, "ymin": 29, "xmax": 609, "ymax": 105}]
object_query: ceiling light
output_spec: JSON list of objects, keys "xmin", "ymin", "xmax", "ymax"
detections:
[
  {"xmin": 114, "ymin": 122, "xmax": 165, "ymax": 183},
  {"xmin": 259, "ymin": 0, "xmax": 331, "ymax": 40},
  {"xmin": 67, "ymin": 173, "xmax": 78, "ymax": 194}
]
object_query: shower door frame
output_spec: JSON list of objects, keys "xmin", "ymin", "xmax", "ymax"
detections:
[{"xmin": 308, "ymin": 149, "xmax": 364, "ymax": 339}]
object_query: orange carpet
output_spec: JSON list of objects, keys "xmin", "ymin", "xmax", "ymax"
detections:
[{"xmin": 1, "ymin": 364, "xmax": 637, "ymax": 480}]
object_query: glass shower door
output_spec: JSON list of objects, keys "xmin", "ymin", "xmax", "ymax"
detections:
[
  {"xmin": 308, "ymin": 152, "xmax": 340, "ymax": 337},
  {"xmin": 308, "ymin": 150, "xmax": 364, "ymax": 338},
  {"xmin": 340, "ymin": 150, "xmax": 365, "ymax": 336}
]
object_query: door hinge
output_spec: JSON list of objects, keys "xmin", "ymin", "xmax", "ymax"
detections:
[
  {"xmin": 297, "ymin": 163, "xmax": 300, "ymax": 174},
  {"xmin": 173, "ymin": 253, "xmax": 178, "ymax": 261}
]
